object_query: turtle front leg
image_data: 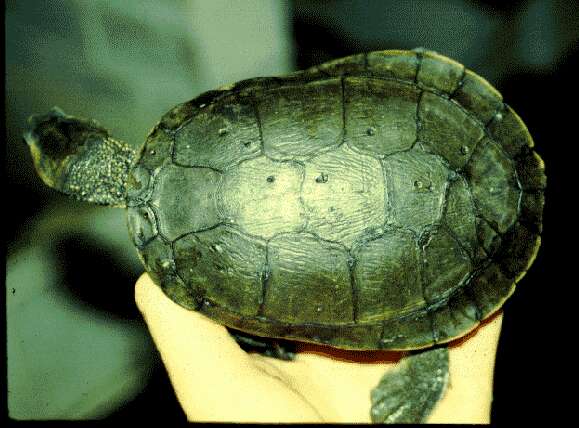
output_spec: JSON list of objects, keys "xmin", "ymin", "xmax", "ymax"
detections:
[
  {"xmin": 370, "ymin": 346, "xmax": 449, "ymax": 423},
  {"xmin": 227, "ymin": 328, "xmax": 297, "ymax": 361}
]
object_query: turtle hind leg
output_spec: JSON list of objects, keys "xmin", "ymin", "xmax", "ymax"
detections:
[
  {"xmin": 370, "ymin": 346, "xmax": 449, "ymax": 423},
  {"xmin": 24, "ymin": 107, "xmax": 135, "ymax": 208},
  {"xmin": 227, "ymin": 328, "xmax": 297, "ymax": 361}
]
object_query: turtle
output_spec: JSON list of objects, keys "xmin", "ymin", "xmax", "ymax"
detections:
[{"xmin": 24, "ymin": 48, "xmax": 545, "ymax": 423}]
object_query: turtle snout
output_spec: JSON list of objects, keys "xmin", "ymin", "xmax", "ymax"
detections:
[
  {"xmin": 24, "ymin": 108, "xmax": 64, "ymax": 147},
  {"xmin": 27, "ymin": 107, "xmax": 68, "ymax": 130},
  {"xmin": 23, "ymin": 130, "xmax": 38, "ymax": 148}
]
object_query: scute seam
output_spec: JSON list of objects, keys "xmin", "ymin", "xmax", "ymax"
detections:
[
  {"xmin": 169, "ymin": 222, "xmax": 228, "ymax": 247},
  {"xmin": 484, "ymin": 102, "xmax": 505, "ymax": 129},
  {"xmin": 417, "ymin": 235, "xmax": 439, "ymax": 344},
  {"xmin": 146, "ymin": 203, "xmax": 165, "ymax": 243},
  {"xmin": 257, "ymin": 244, "xmax": 271, "ymax": 317},
  {"xmin": 379, "ymin": 157, "xmax": 392, "ymax": 229},
  {"xmin": 448, "ymin": 66, "xmax": 467, "ymax": 99},
  {"xmin": 441, "ymin": 221, "xmax": 474, "ymax": 263},
  {"xmin": 169, "ymin": 238, "xmax": 205, "ymax": 311},
  {"xmin": 347, "ymin": 252, "xmax": 359, "ymax": 323},
  {"xmin": 126, "ymin": 164, "xmax": 155, "ymax": 208},
  {"xmin": 413, "ymin": 50, "xmax": 423, "ymax": 84},
  {"xmin": 340, "ymin": 76, "xmax": 347, "ymax": 148},
  {"xmin": 512, "ymin": 145, "xmax": 547, "ymax": 191},
  {"xmin": 170, "ymin": 161, "xmax": 224, "ymax": 173},
  {"xmin": 266, "ymin": 230, "xmax": 348, "ymax": 251},
  {"xmin": 465, "ymin": 261, "xmax": 493, "ymax": 322},
  {"xmin": 413, "ymin": 90, "xmax": 425, "ymax": 150},
  {"xmin": 253, "ymin": 95, "xmax": 266, "ymax": 156}
]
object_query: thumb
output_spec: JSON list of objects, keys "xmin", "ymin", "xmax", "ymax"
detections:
[{"xmin": 135, "ymin": 273, "xmax": 321, "ymax": 422}]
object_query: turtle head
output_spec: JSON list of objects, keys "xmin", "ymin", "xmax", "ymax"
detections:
[
  {"xmin": 25, "ymin": 107, "xmax": 109, "ymax": 189},
  {"xmin": 24, "ymin": 107, "xmax": 135, "ymax": 207}
]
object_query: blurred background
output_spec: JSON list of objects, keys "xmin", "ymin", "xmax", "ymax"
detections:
[{"xmin": 5, "ymin": 0, "xmax": 576, "ymax": 423}]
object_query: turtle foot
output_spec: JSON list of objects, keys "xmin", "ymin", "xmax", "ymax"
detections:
[
  {"xmin": 370, "ymin": 346, "xmax": 449, "ymax": 423},
  {"xmin": 227, "ymin": 328, "xmax": 297, "ymax": 361}
]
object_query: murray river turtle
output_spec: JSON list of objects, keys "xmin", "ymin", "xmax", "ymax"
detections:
[{"xmin": 25, "ymin": 48, "xmax": 545, "ymax": 423}]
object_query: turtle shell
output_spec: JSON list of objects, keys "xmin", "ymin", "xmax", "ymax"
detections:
[{"xmin": 126, "ymin": 49, "xmax": 545, "ymax": 351}]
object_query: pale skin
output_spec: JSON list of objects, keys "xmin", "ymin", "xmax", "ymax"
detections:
[{"xmin": 135, "ymin": 273, "xmax": 502, "ymax": 423}]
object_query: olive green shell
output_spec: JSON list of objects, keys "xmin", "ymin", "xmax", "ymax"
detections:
[{"xmin": 126, "ymin": 49, "xmax": 545, "ymax": 350}]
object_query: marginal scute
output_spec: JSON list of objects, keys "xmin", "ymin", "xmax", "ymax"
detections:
[
  {"xmin": 126, "ymin": 165, "xmax": 152, "ymax": 205},
  {"xmin": 159, "ymin": 89, "xmax": 226, "ymax": 131},
  {"xmin": 258, "ymin": 79, "xmax": 342, "ymax": 161},
  {"xmin": 452, "ymin": 69, "xmax": 503, "ymax": 124},
  {"xmin": 345, "ymin": 77, "xmax": 420, "ymax": 156},
  {"xmin": 487, "ymin": 104, "xmax": 534, "ymax": 158},
  {"xmin": 191, "ymin": 303, "xmax": 384, "ymax": 350},
  {"xmin": 159, "ymin": 102, "xmax": 193, "ymax": 131},
  {"xmin": 139, "ymin": 236, "xmax": 175, "ymax": 285},
  {"xmin": 226, "ymin": 77, "xmax": 286, "ymax": 95},
  {"xmin": 367, "ymin": 50, "xmax": 419, "ymax": 81},
  {"xmin": 476, "ymin": 218, "xmax": 502, "ymax": 258},
  {"xmin": 444, "ymin": 177, "xmax": 477, "ymax": 257},
  {"xmin": 422, "ymin": 229, "xmax": 472, "ymax": 303},
  {"xmin": 302, "ymin": 144, "xmax": 385, "ymax": 247},
  {"xmin": 150, "ymin": 164, "xmax": 221, "ymax": 241},
  {"xmin": 383, "ymin": 148, "xmax": 450, "ymax": 235},
  {"xmin": 466, "ymin": 138, "xmax": 520, "ymax": 234},
  {"xmin": 418, "ymin": 91, "xmax": 484, "ymax": 170},
  {"xmin": 468, "ymin": 263, "xmax": 514, "ymax": 317},
  {"xmin": 310, "ymin": 53, "xmax": 366, "ymax": 77},
  {"xmin": 174, "ymin": 94, "xmax": 261, "ymax": 170},
  {"xmin": 140, "ymin": 238, "xmax": 201, "ymax": 310},
  {"xmin": 173, "ymin": 226, "xmax": 266, "ymax": 316},
  {"xmin": 160, "ymin": 273, "xmax": 201, "ymax": 311},
  {"xmin": 519, "ymin": 191, "xmax": 545, "ymax": 233},
  {"xmin": 286, "ymin": 323, "xmax": 384, "ymax": 350},
  {"xmin": 515, "ymin": 147, "xmax": 547, "ymax": 190},
  {"xmin": 127, "ymin": 204, "xmax": 158, "ymax": 248},
  {"xmin": 265, "ymin": 233, "xmax": 353, "ymax": 324},
  {"xmin": 430, "ymin": 289, "xmax": 479, "ymax": 344},
  {"xmin": 352, "ymin": 231, "xmax": 424, "ymax": 322},
  {"xmin": 138, "ymin": 126, "xmax": 174, "ymax": 172},
  {"xmin": 416, "ymin": 50, "xmax": 464, "ymax": 94},
  {"xmin": 219, "ymin": 156, "xmax": 305, "ymax": 239},
  {"xmin": 380, "ymin": 309, "xmax": 435, "ymax": 350},
  {"xmin": 497, "ymin": 221, "xmax": 541, "ymax": 281}
]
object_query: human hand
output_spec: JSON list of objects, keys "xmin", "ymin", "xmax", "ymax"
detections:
[{"xmin": 135, "ymin": 273, "xmax": 502, "ymax": 423}]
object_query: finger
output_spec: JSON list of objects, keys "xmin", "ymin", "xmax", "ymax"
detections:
[
  {"xmin": 252, "ymin": 342, "xmax": 405, "ymax": 423},
  {"xmin": 135, "ymin": 273, "xmax": 322, "ymax": 422}
]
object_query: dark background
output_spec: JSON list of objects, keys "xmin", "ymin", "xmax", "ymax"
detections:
[{"xmin": 6, "ymin": 0, "xmax": 576, "ymax": 423}]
